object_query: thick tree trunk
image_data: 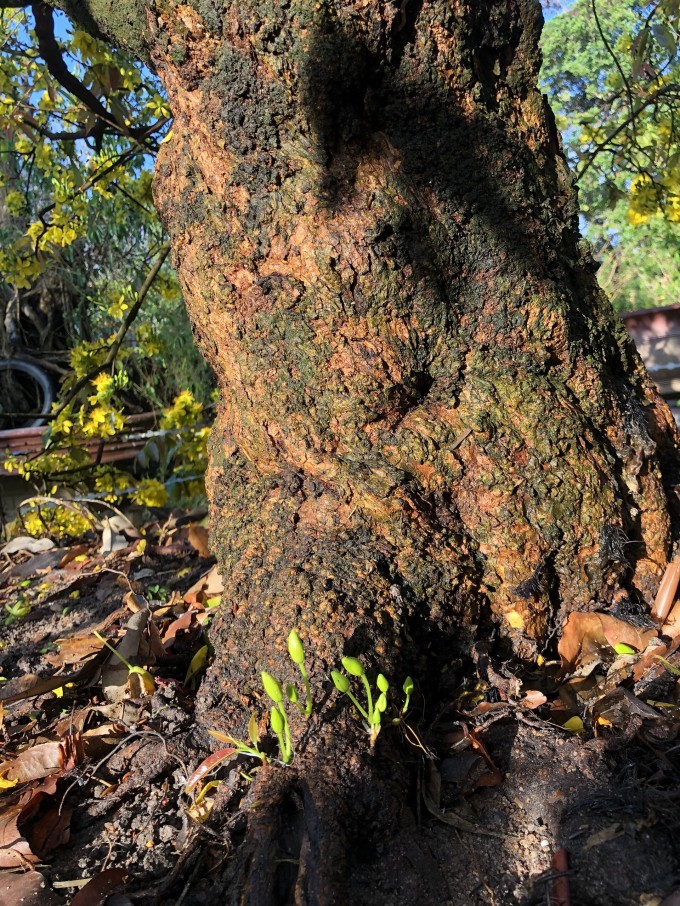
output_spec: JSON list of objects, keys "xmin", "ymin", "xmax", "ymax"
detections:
[{"xmin": 53, "ymin": 0, "xmax": 680, "ymax": 901}]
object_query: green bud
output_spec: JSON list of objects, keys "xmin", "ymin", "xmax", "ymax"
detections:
[
  {"xmin": 403, "ymin": 676, "xmax": 414, "ymax": 695},
  {"xmin": 341, "ymin": 656, "xmax": 365, "ymax": 677},
  {"xmin": 261, "ymin": 671, "xmax": 283, "ymax": 703},
  {"xmin": 286, "ymin": 683, "xmax": 299, "ymax": 703},
  {"xmin": 287, "ymin": 629, "xmax": 305, "ymax": 666},
  {"xmin": 270, "ymin": 706, "xmax": 284, "ymax": 735},
  {"xmin": 331, "ymin": 670, "xmax": 350, "ymax": 693},
  {"xmin": 377, "ymin": 674, "xmax": 389, "ymax": 693}
]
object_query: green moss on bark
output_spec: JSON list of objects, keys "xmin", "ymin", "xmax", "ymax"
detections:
[{"xmin": 51, "ymin": 0, "xmax": 150, "ymax": 60}]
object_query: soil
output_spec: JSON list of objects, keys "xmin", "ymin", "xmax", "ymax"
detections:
[{"xmin": 1, "ymin": 531, "xmax": 679, "ymax": 906}]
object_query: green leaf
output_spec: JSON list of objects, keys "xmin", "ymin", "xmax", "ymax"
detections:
[
  {"xmin": 247, "ymin": 713, "xmax": 259, "ymax": 746},
  {"xmin": 613, "ymin": 643, "xmax": 636, "ymax": 655},
  {"xmin": 184, "ymin": 644, "xmax": 209, "ymax": 685},
  {"xmin": 341, "ymin": 656, "xmax": 365, "ymax": 677},
  {"xmin": 331, "ymin": 670, "xmax": 350, "ymax": 693},
  {"xmin": 376, "ymin": 673, "xmax": 389, "ymax": 693},
  {"xmin": 562, "ymin": 716, "xmax": 585, "ymax": 734},
  {"xmin": 286, "ymin": 683, "xmax": 299, "ymax": 703},
  {"xmin": 261, "ymin": 671, "xmax": 283, "ymax": 703},
  {"xmin": 287, "ymin": 629, "xmax": 305, "ymax": 666},
  {"xmin": 403, "ymin": 676, "xmax": 414, "ymax": 695},
  {"xmin": 652, "ymin": 21, "xmax": 676, "ymax": 55},
  {"xmin": 375, "ymin": 691, "xmax": 387, "ymax": 712}
]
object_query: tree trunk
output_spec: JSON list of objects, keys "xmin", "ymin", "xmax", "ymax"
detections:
[{"xmin": 53, "ymin": 0, "xmax": 680, "ymax": 901}]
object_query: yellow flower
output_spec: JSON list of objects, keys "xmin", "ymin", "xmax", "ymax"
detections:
[
  {"xmin": 107, "ymin": 292, "xmax": 130, "ymax": 319},
  {"xmin": 91, "ymin": 372, "xmax": 115, "ymax": 402},
  {"xmin": 161, "ymin": 391, "xmax": 203, "ymax": 429},
  {"xmin": 131, "ymin": 479, "xmax": 169, "ymax": 508}
]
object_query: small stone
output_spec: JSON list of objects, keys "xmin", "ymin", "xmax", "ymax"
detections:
[{"xmin": 158, "ymin": 825, "xmax": 175, "ymax": 843}]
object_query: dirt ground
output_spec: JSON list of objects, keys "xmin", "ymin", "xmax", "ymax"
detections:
[{"xmin": 1, "ymin": 527, "xmax": 679, "ymax": 906}]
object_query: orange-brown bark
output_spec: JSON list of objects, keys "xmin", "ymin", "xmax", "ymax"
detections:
[
  {"xmin": 146, "ymin": 0, "xmax": 677, "ymax": 692},
  {"xmin": 50, "ymin": 1, "xmax": 680, "ymax": 900}
]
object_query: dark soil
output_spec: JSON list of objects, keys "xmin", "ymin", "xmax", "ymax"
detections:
[{"xmin": 1, "ymin": 536, "xmax": 679, "ymax": 906}]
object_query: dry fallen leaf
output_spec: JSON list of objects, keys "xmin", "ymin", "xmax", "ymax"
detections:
[
  {"xmin": 188, "ymin": 523, "xmax": 210, "ymax": 558},
  {"xmin": 185, "ymin": 747, "xmax": 237, "ymax": 794},
  {"xmin": 662, "ymin": 599, "xmax": 680, "ymax": 641},
  {"xmin": 101, "ymin": 609, "xmax": 151, "ymax": 703},
  {"xmin": 558, "ymin": 613, "xmax": 657, "ymax": 673},
  {"xmin": 0, "ymin": 869, "xmax": 65, "ymax": 906},
  {"xmin": 69, "ymin": 868, "xmax": 127, "ymax": 906},
  {"xmin": 593, "ymin": 687, "xmax": 662, "ymax": 727},
  {"xmin": 0, "ymin": 802, "xmax": 39, "ymax": 868},
  {"xmin": 162, "ymin": 609, "xmax": 195, "ymax": 647},
  {"xmin": 7, "ymin": 549, "xmax": 64, "ymax": 578},
  {"xmin": 1, "ymin": 732, "xmax": 83, "ymax": 786},
  {"xmin": 1, "ymin": 537, "xmax": 55, "ymax": 555},
  {"xmin": 2, "ymin": 742, "xmax": 65, "ymax": 783},
  {"xmin": 519, "ymin": 690, "xmax": 548, "ymax": 709},
  {"xmin": 652, "ymin": 558, "xmax": 680, "ymax": 623},
  {"xmin": 0, "ymin": 656, "xmax": 103, "ymax": 705},
  {"xmin": 183, "ymin": 564, "xmax": 223, "ymax": 607},
  {"xmin": 27, "ymin": 802, "xmax": 72, "ymax": 856}
]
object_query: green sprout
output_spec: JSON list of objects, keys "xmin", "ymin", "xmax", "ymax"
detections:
[
  {"xmin": 93, "ymin": 630, "xmax": 156, "ymax": 694},
  {"xmin": 208, "ymin": 713, "xmax": 265, "ymax": 762},
  {"xmin": 402, "ymin": 676, "xmax": 414, "ymax": 714},
  {"xmin": 391, "ymin": 676, "xmax": 416, "ymax": 727},
  {"xmin": 287, "ymin": 629, "xmax": 313, "ymax": 717},
  {"xmin": 262, "ymin": 671, "xmax": 293, "ymax": 763},
  {"xmin": 92, "ymin": 629, "xmax": 156, "ymax": 695},
  {"xmin": 4, "ymin": 596, "xmax": 31, "ymax": 625},
  {"xmin": 332, "ymin": 657, "xmax": 390, "ymax": 744}
]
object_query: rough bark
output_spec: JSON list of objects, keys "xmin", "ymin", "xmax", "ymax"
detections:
[{"xmin": 46, "ymin": 1, "xmax": 680, "ymax": 902}]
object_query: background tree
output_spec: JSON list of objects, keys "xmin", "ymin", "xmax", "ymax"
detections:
[
  {"xmin": 4, "ymin": 0, "xmax": 680, "ymax": 901},
  {"xmin": 541, "ymin": 0, "xmax": 680, "ymax": 309},
  {"xmin": 0, "ymin": 6, "xmax": 214, "ymax": 514}
]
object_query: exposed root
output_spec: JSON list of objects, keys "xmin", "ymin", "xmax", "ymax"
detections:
[{"xmin": 223, "ymin": 732, "xmax": 408, "ymax": 906}]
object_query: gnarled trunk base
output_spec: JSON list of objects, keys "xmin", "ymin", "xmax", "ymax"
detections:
[{"xmin": 140, "ymin": 0, "xmax": 680, "ymax": 901}]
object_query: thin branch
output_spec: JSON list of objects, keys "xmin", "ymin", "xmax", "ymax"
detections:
[
  {"xmin": 591, "ymin": 0, "xmax": 637, "ymax": 140},
  {"xmin": 111, "ymin": 180, "xmax": 154, "ymax": 216},
  {"xmin": 577, "ymin": 82, "xmax": 680, "ymax": 180},
  {"xmin": 52, "ymin": 243, "xmax": 171, "ymax": 417},
  {"xmin": 31, "ymin": 1, "xmax": 167, "ymax": 150},
  {"xmin": 32, "ymin": 1, "xmax": 113, "ymax": 138},
  {"xmin": 31, "ymin": 144, "xmax": 143, "ymax": 251}
]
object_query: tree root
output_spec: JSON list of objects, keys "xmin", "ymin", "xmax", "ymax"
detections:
[{"xmin": 225, "ymin": 733, "xmax": 408, "ymax": 906}]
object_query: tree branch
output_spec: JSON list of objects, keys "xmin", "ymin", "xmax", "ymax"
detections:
[
  {"xmin": 591, "ymin": 0, "xmax": 637, "ymax": 141},
  {"xmin": 31, "ymin": 1, "xmax": 117, "ymax": 138},
  {"xmin": 52, "ymin": 243, "xmax": 171, "ymax": 417},
  {"xmin": 31, "ymin": 1, "xmax": 163, "ymax": 149},
  {"xmin": 577, "ymin": 83, "xmax": 680, "ymax": 181}
]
